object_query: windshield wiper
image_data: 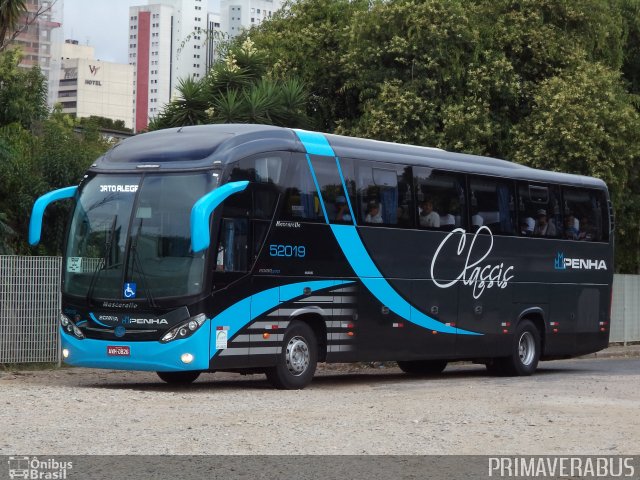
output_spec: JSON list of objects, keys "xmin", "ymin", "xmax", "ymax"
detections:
[
  {"xmin": 86, "ymin": 215, "xmax": 118, "ymax": 306},
  {"xmin": 127, "ymin": 218, "xmax": 158, "ymax": 309}
]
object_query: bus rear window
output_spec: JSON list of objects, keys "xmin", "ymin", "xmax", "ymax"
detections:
[{"xmin": 562, "ymin": 187, "xmax": 609, "ymax": 242}]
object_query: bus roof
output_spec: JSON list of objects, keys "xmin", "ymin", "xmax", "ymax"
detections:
[{"xmin": 91, "ymin": 124, "xmax": 607, "ymax": 189}]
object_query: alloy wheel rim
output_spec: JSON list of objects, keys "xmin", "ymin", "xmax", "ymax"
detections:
[
  {"xmin": 518, "ymin": 331, "xmax": 535, "ymax": 366},
  {"xmin": 286, "ymin": 336, "xmax": 310, "ymax": 376}
]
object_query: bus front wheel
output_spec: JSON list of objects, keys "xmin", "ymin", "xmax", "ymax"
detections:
[
  {"xmin": 266, "ymin": 322, "xmax": 317, "ymax": 390},
  {"xmin": 489, "ymin": 319, "xmax": 541, "ymax": 376},
  {"xmin": 397, "ymin": 360, "xmax": 448, "ymax": 375},
  {"xmin": 156, "ymin": 371, "xmax": 201, "ymax": 384}
]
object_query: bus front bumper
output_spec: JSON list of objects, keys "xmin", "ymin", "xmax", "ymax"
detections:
[{"xmin": 60, "ymin": 326, "xmax": 211, "ymax": 372}]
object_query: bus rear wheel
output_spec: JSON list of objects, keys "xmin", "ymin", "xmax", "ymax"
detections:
[
  {"xmin": 156, "ymin": 371, "xmax": 200, "ymax": 384},
  {"xmin": 266, "ymin": 322, "xmax": 317, "ymax": 390},
  {"xmin": 489, "ymin": 319, "xmax": 541, "ymax": 376},
  {"xmin": 397, "ymin": 360, "xmax": 448, "ymax": 375}
]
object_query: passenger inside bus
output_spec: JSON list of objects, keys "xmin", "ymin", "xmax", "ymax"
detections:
[
  {"xmin": 335, "ymin": 195, "xmax": 352, "ymax": 222},
  {"xmin": 519, "ymin": 217, "xmax": 534, "ymax": 236},
  {"xmin": 533, "ymin": 209, "xmax": 556, "ymax": 236},
  {"xmin": 563, "ymin": 214, "xmax": 579, "ymax": 240},
  {"xmin": 365, "ymin": 202, "xmax": 383, "ymax": 224},
  {"xmin": 418, "ymin": 199, "xmax": 440, "ymax": 228}
]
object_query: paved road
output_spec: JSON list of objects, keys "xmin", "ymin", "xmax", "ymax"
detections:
[{"xmin": 1, "ymin": 357, "xmax": 638, "ymax": 455}]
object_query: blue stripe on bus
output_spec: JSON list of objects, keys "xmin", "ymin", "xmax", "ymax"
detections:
[
  {"xmin": 210, "ymin": 279, "xmax": 354, "ymax": 355},
  {"xmin": 330, "ymin": 224, "xmax": 479, "ymax": 336},
  {"xmin": 62, "ymin": 280, "xmax": 354, "ymax": 371},
  {"xmin": 294, "ymin": 129, "xmax": 335, "ymax": 156},
  {"xmin": 293, "ymin": 129, "xmax": 482, "ymax": 337}
]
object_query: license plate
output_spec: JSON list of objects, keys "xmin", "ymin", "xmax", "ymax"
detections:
[{"xmin": 107, "ymin": 346, "xmax": 130, "ymax": 356}]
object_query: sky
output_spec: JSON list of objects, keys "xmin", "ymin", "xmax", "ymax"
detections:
[{"xmin": 63, "ymin": 0, "xmax": 220, "ymax": 64}]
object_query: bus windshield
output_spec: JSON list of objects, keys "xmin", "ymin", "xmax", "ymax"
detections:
[{"xmin": 64, "ymin": 172, "xmax": 213, "ymax": 301}]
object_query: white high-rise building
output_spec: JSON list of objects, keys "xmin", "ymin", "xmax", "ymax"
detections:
[
  {"xmin": 129, "ymin": 0, "xmax": 207, "ymax": 132},
  {"xmin": 220, "ymin": 0, "xmax": 284, "ymax": 38},
  {"xmin": 10, "ymin": 0, "xmax": 64, "ymax": 107},
  {"xmin": 206, "ymin": 12, "xmax": 223, "ymax": 70},
  {"xmin": 129, "ymin": 0, "xmax": 285, "ymax": 132}
]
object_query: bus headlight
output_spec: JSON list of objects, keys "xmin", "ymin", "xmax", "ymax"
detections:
[
  {"xmin": 60, "ymin": 313, "xmax": 84, "ymax": 340},
  {"xmin": 160, "ymin": 313, "xmax": 207, "ymax": 343}
]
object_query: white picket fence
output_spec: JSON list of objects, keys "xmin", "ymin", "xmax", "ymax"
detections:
[{"xmin": 0, "ymin": 255, "xmax": 638, "ymax": 363}]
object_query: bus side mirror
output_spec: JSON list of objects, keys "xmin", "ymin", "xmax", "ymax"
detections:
[
  {"xmin": 190, "ymin": 180, "xmax": 249, "ymax": 253},
  {"xmin": 29, "ymin": 186, "xmax": 78, "ymax": 246}
]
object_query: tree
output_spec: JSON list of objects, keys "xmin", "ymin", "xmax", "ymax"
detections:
[
  {"xmin": 242, "ymin": 0, "xmax": 640, "ymax": 272},
  {"xmin": 0, "ymin": 0, "xmax": 26, "ymax": 52},
  {"xmin": 0, "ymin": 106, "xmax": 112, "ymax": 255},
  {"xmin": 248, "ymin": 0, "xmax": 370, "ymax": 131},
  {"xmin": 0, "ymin": 0, "xmax": 59, "ymax": 52},
  {"xmin": 512, "ymin": 61, "xmax": 640, "ymax": 271},
  {"xmin": 0, "ymin": 49, "xmax": 48, "ymax": 129},
  {"xmin": 150, "ymin": 38, "xmax": 311, "ymax": 130}
]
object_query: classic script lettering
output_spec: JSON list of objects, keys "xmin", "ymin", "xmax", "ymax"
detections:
[{"xmin": 430, "ymin": 226, "xmax": 515, "ymax": 299}]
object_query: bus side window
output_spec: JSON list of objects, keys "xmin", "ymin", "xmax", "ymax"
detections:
[
  {"xmin": 356, "ymin": 162, "xmax": 413, "ymax": 227},
  {"xmin": 562, "ymin": 187, "xmax": 608, "ymax": 242},
  {"xmin": 518, "ymin": 183, "xmax": 562, "ymax": 238},
  {"xmin": 468, "ymin": 176, "xmax": 516, "ymax": 235},
  {"xmin": 306, "ymin": 155, "xmax": 357, "ymax": 224},
  {"xmin": 229, "ymin": 155, "xmax": 283, "ymax": 220},
  {"xmin": 414, "ymin": 167, "xmax": 466, "ymax": 231},
  {"xmin": 281, "ymin": 154, "xmax": 321, "ymax": 221}
]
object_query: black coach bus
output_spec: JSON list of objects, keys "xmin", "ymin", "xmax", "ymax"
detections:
[{"xmin": 29, "ymin": 124, "xmax": 614, "ymax": 389}]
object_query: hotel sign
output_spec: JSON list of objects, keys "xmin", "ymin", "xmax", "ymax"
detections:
[{"xmin": 85, "ymin": 64, "xmax": 102, "ymax": 86}]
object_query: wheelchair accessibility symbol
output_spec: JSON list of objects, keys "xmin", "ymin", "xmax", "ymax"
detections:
[{"xmin": 123, "ymin": 282, "xmax": 137, "ymax": 299}]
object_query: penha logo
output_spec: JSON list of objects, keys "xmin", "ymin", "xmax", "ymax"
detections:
[
  {"xmin": 430, "ymin": 226, "xmax": 515, "ymax": 300},
  {"xmin": 554, "ymin": 252, "xmax": 607, "ymax": 271}
]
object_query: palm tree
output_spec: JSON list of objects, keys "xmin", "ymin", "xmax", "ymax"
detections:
[
  {"xmin": 0, "ymin": 0, "xmax": 27, "ymax": 51},
  {"xmin": 150, "ymin": 37, "xmax": 311, "ymax": 130}
]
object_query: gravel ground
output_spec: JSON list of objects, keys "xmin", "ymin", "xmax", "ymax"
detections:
[{"xmin": 1, "ymin": 358, "xmax": 638, "ymax": 455}]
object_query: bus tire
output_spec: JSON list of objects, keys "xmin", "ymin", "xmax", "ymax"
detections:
[
  {"xmin": 397, "ymin": 360, "xmax": 448, "ymax": 375},
  {"xmin": 266, "ymin": 322, "xmax": 317, "ymax": 390},
  {"xmin": 497, "ymin": 319, "xmax": 541, "ymax": 376},
  {"xmin": 156, "ymin": 371, "xmax": 201, "ymax": 384}
]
